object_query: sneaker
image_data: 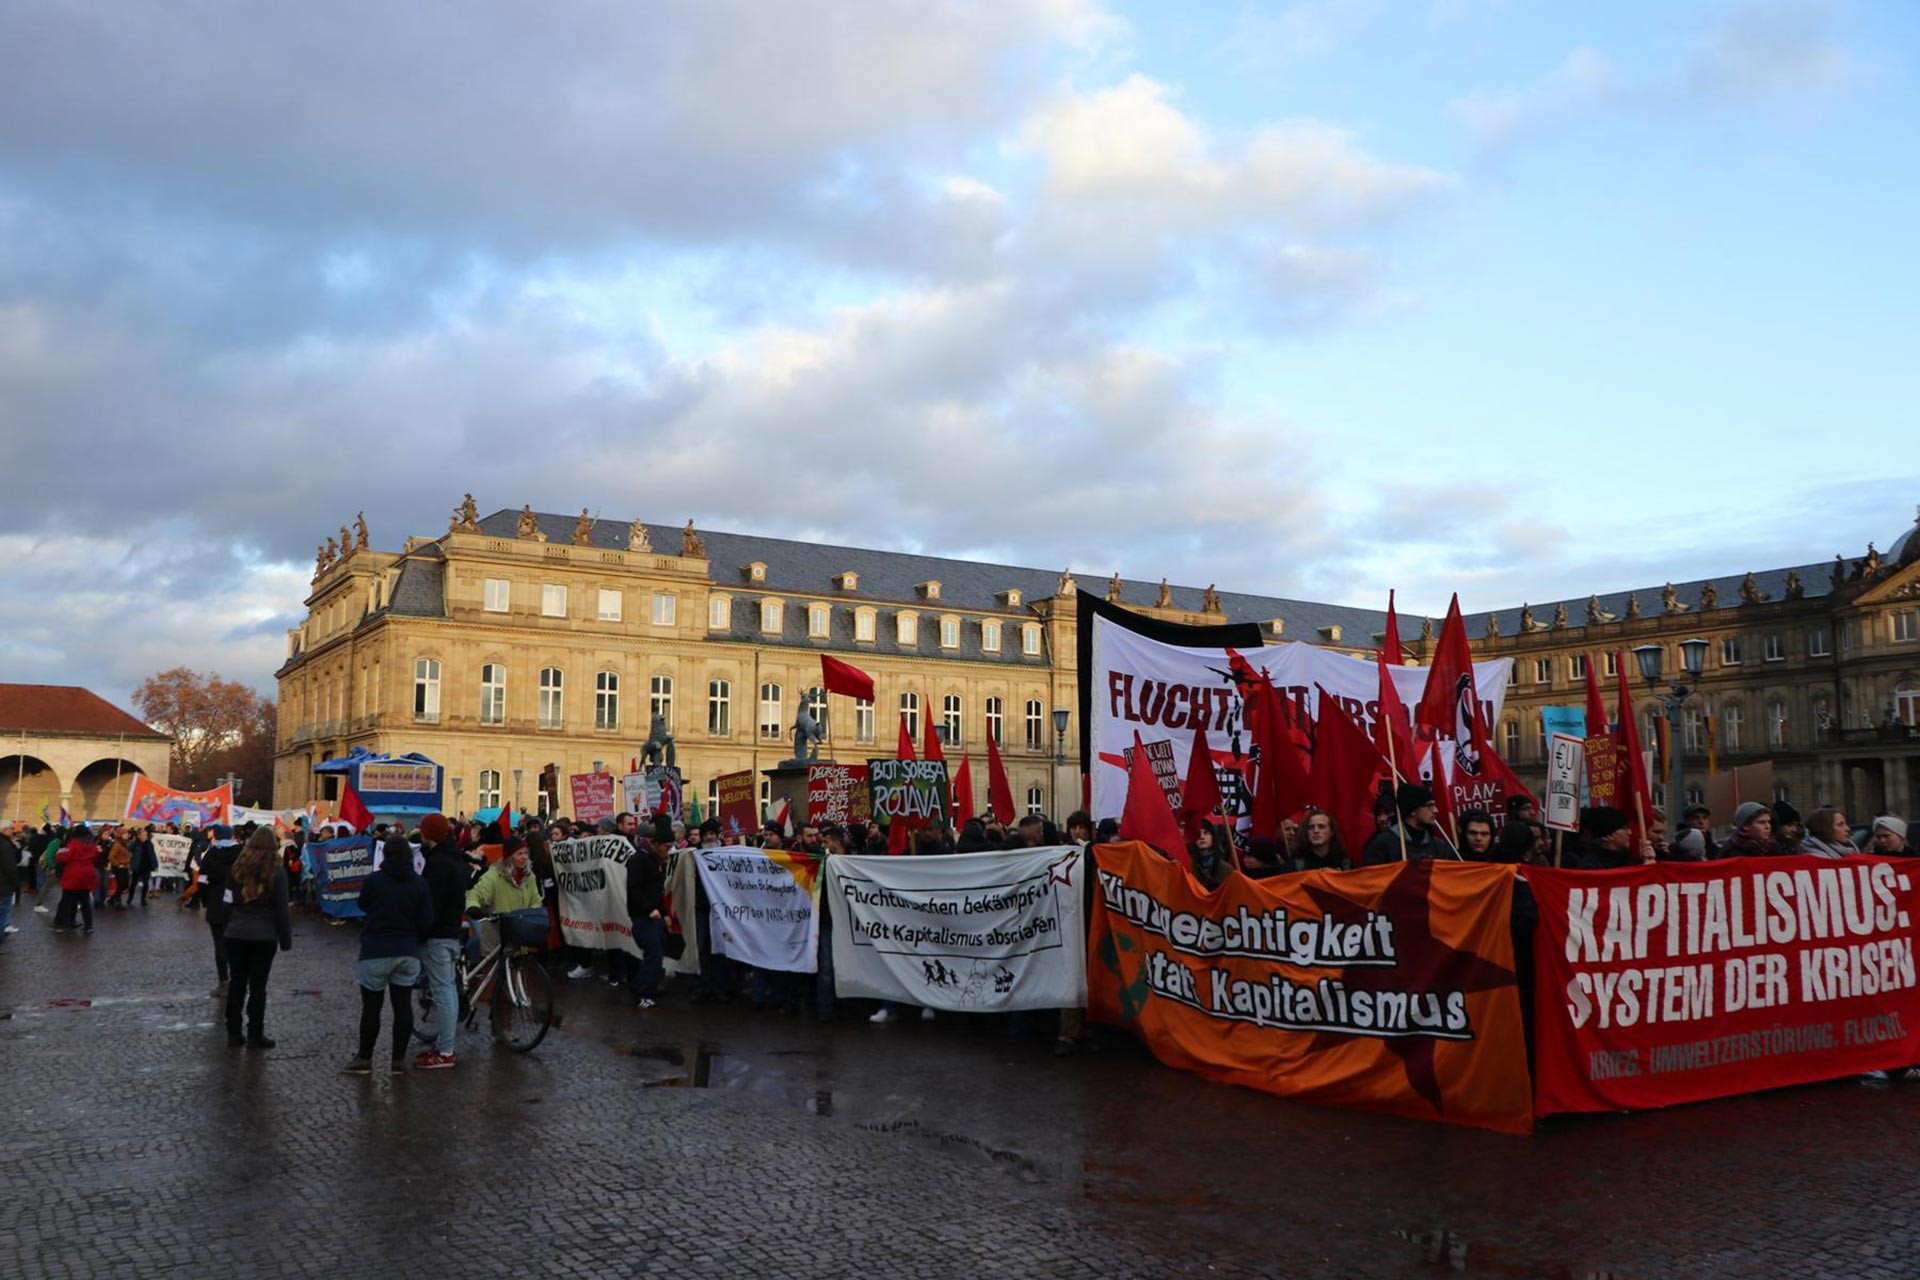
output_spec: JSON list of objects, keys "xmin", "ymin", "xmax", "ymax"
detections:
[
  {"xmin": 413, "ymin": 1051, "xmax": 456, "ymax": 1070},
  {"xmin": 566, "ymin": 964, "xmax": 592, "ymax": 980},
  {"xmin": 340, "ymin": 1058, "xmax": 373, "ymax": 1075},
  {"xmin": 246, "ymin": 1036, "xmax": 276, "ymax": 1050},
  {"xmin": 3, "ymin": 925, "xmax": 18, "ymax": 934},
  {"xmin": 920, "ymin": 1008, "xmax": 936, "ymax": 1022},
  {"xmin": 1861, "ymin": 1071, "xmax": 1891, "ymax": 1087},
  {"xmin": 389, "ymin": 1058, "xmax": 408, "ymax": 1074},
  {"xmin": 606, "ymin": 977, "xmax": 623, "ymax": 988},
  {"xmin": 869, "ymin": 1007, "xmax": 897, "ymax": 1024},
  {"xmin": 633, "ymin": 998, "xmax": 656, "ymax": 1010},
  {"xmin": 33, "ymin": 905, "xmax": 49, "ymax": 914}
]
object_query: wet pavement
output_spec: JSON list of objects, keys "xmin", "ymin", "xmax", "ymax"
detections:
[{"xmin": 5, "ymin": 890, "xmax": 1920, "ymax": 1279}]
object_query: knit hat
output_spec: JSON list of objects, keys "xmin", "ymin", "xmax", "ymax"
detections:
[
  {"xmin": 1395, "ymin": 782, "xmax": 1435, "ymax": 814},
  {"xmin": 419, "ymin": 812, "xmax": 451, "ymax": 845},
  {"xmin": 1732, "ymin": 801, "xmax": 1769, "ymax": 830},
  {"xmin": 1771, "ymin": 800, "xmax": 1802, "ymax": 826},
  {"xmin": 1875, "ymin": 816, "xmax": 1909, "ymax": 841},
  {"xmin": 1674, "ymin": 828, "xmax": 1707, "ymax": 857},
  {"xmin": 1580, "ymin": 806, "xmax": 1630, "ymax": 840}
]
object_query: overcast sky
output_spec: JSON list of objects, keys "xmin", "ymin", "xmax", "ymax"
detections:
[{"xmin": 2, "ymin": 0, "xmax": 1915, "ymax": 709}]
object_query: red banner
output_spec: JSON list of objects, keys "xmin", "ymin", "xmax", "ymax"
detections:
[
  {"xmin": 568, "ymin": 772, "xmax": 615, "ymax": 825},
  {"xmin": 1089, "ymin": 842, "xmax": 1533, "ymax": 1134},
  {"xmin": 715, "ymin": 769, "xmax": 758, "ymax": 839},
  {"xmin": 1529, "ymin": 856, "xmax": 1920, "ymax": 1115},
  {"xmin": 806, "ymin": 762, "xmax": 870, "ymax": 826}
]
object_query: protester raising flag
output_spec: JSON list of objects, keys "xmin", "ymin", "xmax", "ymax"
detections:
[
  {"xmin": 985, "ymin": 730, "xmax": 1016, "ymax": 825},
  {"xmin": 1307, "ymin": 687, "xmax": 1389, "ymax": 852},
  {"xmin": 1179, "ymin": 724, "xmax": 1223, "ymax": 841},
  {"xmin": 820, "ymin": 654, "xmax": 875, "ymax": 702},
  {"xmin": 337, "ymin": 783, "xmax": 373, "ymax": 834},
  {"xmin": 1413, "ymin": 593, "xmax": 1474, "ymax": 742},
  {"xmin": 1119, "ymin": 732, "xmax": 1185, "ymax": 858}
]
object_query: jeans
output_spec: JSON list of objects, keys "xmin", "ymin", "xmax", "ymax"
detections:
[
  {"xmin": 356, "ymin": 955, "xmax": 421, "ymax": 991},
  {"xmin": 356, "ymin": 955, "xmax": 420, "ymax": 1062},
  {"xmin": 0, "ymin": 895, "xmax": 12, "ymax": 945},
  {"xmin": 419, "ymin": 938, "xmax": 461, "ymax": 1055},
  {"xmin": 628, "ymin": 917, "xmax": 664, "ymax": 1000},
  {"xmin": 225, "ymin": 939, "xmax": 278, "ymax": 1039}
]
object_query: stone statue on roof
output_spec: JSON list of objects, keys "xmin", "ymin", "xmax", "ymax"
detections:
[
  {"xmin": 1551, "ymin": 602, "xmax": 1568, "ymax": 629},
  {"xmin": 1863, "ymin": 542, "xmax": 1882, "ymax": 579},
  {"xmin": 322, "ymin": 536, "xmax": 338, "ymax": 568},
  {"xmin": 1156, "ymin": 579, "xmax": 1173, "ymax": 608},
  {"xmin": 1106, "ymin": 572, "xmax": 1123, "ymax": 603},
  {"xmin": 1739, "ymin": 572, "xmax": 1766, "ymax": 605},
  {"xmin": 457, "ymin": 494, "xmax": 481, "ymax": 531},
  {"xmin": 1784, "ymin": 570, "xmax": 1804, "ymax": 600},
  {"xmin": 1699, "ymin": 580, "xmax": 1718, "ymax": 609},
  {"xmin": 1056, "ymin": 568, "xmax": 1076, "ymax": 597},
  {"xmin": 1203, "ymin": 583, "xmax": 1222, "ymax": 613},
  {"xmin": 1625, "ymin": 593, "xmax": 1642, "ymax": 620},
  {"xmin": 1585, "ymin": 594, "xmax": 1616, "ymax": 624},
  {"xmin": 573, "ymin": 509, "xmax": 594, "ymax": 546},
  {"xmin": 354, "ymin": 512, "xmax": 369, "ymax": 550},
  {"xmin": 1484, "ymin": 611, "xmax": 1500, "ymax": 638},
  {"xmin": 315, "ymin": 542, "xmax": 331, "ymax": 575},
  {"xmin": 1662, "ymin": 583, "xmax": 1686, "ymax": 614},
  {"xmin": 516, "ymin": 505, "xmax": 545, "ymax": 541},
  {"xmin": 628, "ymin": 519, "xmax": 652, "ymax": 553},
  {"xmin": 1420, "ymin": 615, "xmax": 1434, "ymax": 641},
  {"xmin": 680, "ymin": 519, "xmax": 705, "ymax": 558},
  {"xmin": 1832, "ymin": 554, "xmax": 1847, "ymax": 588},
  {"xmin": 339, "ymin": 524, "xmax": 353, "ymax": 556}
]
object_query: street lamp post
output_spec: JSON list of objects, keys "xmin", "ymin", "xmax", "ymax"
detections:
[
  {"xmin": 451, "ymin": 776, "xmax": 463, "ymax": 818},
  {"xmin": 1051, "ymin": 708, "xmax": 1071, "ymax": 817},
  {"xmin": 1633, "ymin": 638, "xmax": 1709, "ymax": 816},
  {"xmin": 512, "ymin": 768, "xmax": 523, "ymax": 815}
]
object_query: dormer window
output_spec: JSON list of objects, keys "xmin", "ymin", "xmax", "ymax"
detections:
[
  {"xmin": 917, "ymin": 581, "xmax": 941, "ymax": 600},
  {"xmin": 897, "ymin": 612, "xmax": 919, "ymax": 645},
  {"xmin": 834, "ymin": 571, "xmax": 860, "ymax": 591},
  {"xmin": 997, "ymin": 588, "xmax": 1022, "ymax": 609},
  {"xmin": 744, "ymin": 562, "xmax": 767, "ymax": 583},
  {"xmin": 1318, "ymin": 624, "xmax": 1342, "ymax": 643},
  {"xmin": 1269, "ymin": 618, "xmax": 1286, "ymax": 637}
]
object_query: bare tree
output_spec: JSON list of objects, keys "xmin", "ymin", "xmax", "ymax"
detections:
[{"xmin": 131, "ymin": 668, "xmax": 271, "ymax": 793}]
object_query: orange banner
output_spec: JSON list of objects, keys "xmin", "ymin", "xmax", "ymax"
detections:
[
  {"xmin": 123, "ymin": 776, "xmax": 232, "ymax": 827},
  {"xmin": 1088, "ymin": 841, "xmax": 1532, "ymax": 1134}
]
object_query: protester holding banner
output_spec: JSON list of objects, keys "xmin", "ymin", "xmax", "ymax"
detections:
[
  {"xmin": 1560, "ymin": 805, "xmax": 1651, "ymax": 870},
  {"xmin": 222, "ymin": 829, "xmax": 293, "ymax": 1049},
  {"xmin": 1799, "ymin": 807, "xmax": 1857, "ymax": 860},
  {"xmin": 1291, "ymin": 809, "xmax": 1350, "ymax": 871},
  {"xmin": 1457, "ymin": 811, "xmax": 1496, "ymax": 860},
  {"xmin": 1720, "ymin": 802, "xmax": 1782, "ymax": 858},
  {"xmin": 1869, "ymin": 815, "xmax": 1909, "ymax": 854}
]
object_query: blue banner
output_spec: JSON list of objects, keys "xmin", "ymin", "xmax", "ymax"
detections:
[
  {"xmin": 1539, "ymin": 706, "xmax": 1591, "ymax": 805},
  {"xmin": 308, "ymin": 835, "xmax": 376, "ymax": 919}
]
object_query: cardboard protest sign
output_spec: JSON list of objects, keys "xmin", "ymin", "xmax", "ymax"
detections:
[
  {"xmin": 569, "ymin": 772, "xmax": 616, "ymax": 825},
  {"xmin": 806, "ymin": 763, "xmax": 871, "ymax": 826},
  {"xmin": 1530, "ymin": 857, "xmax": 1920, "ymax": 1115},
  {"xmin": 826, "ymin": 847, "xmax": 1086, "ymax": 1012},
  {"xmin": 867, "ymin": 759, "xmax": 950, "ymax": 827},
  {"xmin": 1584, "ymin": 733, "xmax": 1620, "ymax": 809},
  {"xmin": 715, "ymin": 771, "xmax": 758, "ymax": 838},
  {"xmin": 1088, "ymin": 841, "xmax": 1532, "ymax": 1134},
  {"xmin": 1545, "ymin": 735, "xmax": 1585, "ymax": 833}
]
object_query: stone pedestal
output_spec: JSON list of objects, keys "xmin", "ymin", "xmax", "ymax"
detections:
[{"xmin": 762, "ymin": 762, "xmax": 812, "ymax": 827}]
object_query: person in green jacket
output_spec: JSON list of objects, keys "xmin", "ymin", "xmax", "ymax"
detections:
[{"xmin": 464, "ymin": 837, "xmax": 545, "ymax": 962}]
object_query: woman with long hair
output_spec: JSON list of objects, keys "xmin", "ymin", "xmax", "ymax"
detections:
[
  {"xmin": 1292, "ymin": 808, "xmax": 1349, "ymax": 871},
  {"xmin": 222, "ymin": 828, "xmax": 293, "ymax": 1048}
]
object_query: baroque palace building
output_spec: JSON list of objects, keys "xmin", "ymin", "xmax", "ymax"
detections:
[{"xmin": 275, "ymin": 502, "xmax": 1920, "ymax": 826}]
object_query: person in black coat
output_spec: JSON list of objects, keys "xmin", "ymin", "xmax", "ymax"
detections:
[
  {"xmin": 344, "ymin": 837, "xmax": 434, "ymax": 1074},
  {"xmin": 1560, "ymin": 806, "xmax": 1652, "ymax": 870},
  {"xmin": 623, "ymin": 838, "xmax": 667, "ymax": 1008}
]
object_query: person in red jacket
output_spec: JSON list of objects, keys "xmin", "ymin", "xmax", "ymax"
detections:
[{"xmin": 53, "ymin": 828, "xmax": 100, "ymax": 934}]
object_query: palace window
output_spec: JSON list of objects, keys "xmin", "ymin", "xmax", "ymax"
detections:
[
  {"xmin": 761, "ymin": 600, "xmax": 784, "ymax": 635},
  {"xmin": 939, "ymin": 617, "xmax": 960, "ymax": 649},
  {"xmin": 1534, "ymin": 658, "xmax": 1552, "ymax": 684},
  {"xmin": 1721, "ymin": 636, "xmax": 1743, "ymax": 666},
  {"xmin": 597, "ymin": 589, "xmax": 623, "ymax": 622},
  {"xmin": 1722, "ymin": 703, "xmax": 1744, "ymax": 752},
  {"xmin": 1768, "ymin": 700, "xmax": 1787, "ymax": 748},
  {"xmin": 541, "ymin": 584, "xmax": 567, "ymax": 618},
  {"xmin": 1764, "ymin": 633, "xmax": 1784, "ymax": 662},
  {"xmin": 1809, "ymin": 627, "xmax": 1830, "ymax": 657},
  {"xmin": 479, "ymin": 663, "xmax": 506, "ymax": 725},
  {"xmin": 483, "ymin": 578, "xmax": 510, "ymax": 613},
  {"xmin": 650, "ymin": 675, "xmax": 673, "ymax": 729},
  {"xmin": 538, "ymin": 667, "xmax": 564, "ymax": 729},
  {"xmin": 760, "ymin": 683, "xmax": 783, "ymax": 741},
  {"xmin": 1895, "ymin": 611, "xmax": 1917, "ymax": 644},
  {"xmin": 855, "ymin": 698, "xmax": 875, "ymax": 743},
  {"xmin": 1603, "ymin": 651, "xmax": 1618, "ymax": 678},
  {"xmin": 413, "ymin": 658, "xmax": 440, "ymax": 722},
  {"xmin": 899, "ymin": 692, "xmax": 920, "ymax": 740},
  {"xmin": 942, "ymin": 694, "xmax": 963, "ymax": 746},
  {"xmin": 1570, "ymin": 654, "xmax": 1588, "ymax": 680},
  {"xmin": 1502, "ymin": 718, "xmax": 1520, "ymax": 760},
  {"xmin": 985, "ymin": 696, "xmax": 1004, "ymax": 746},
  {"xmin": 855, "ymin": 609, "xmax": 876, "ymax": 642},
  {"xmin": 897, "ymin": 613, "xmax": 918, "ymax": 646},
  {"xmin": 1026, "ymin": 786, "xmax": 1045, "ymax": 816},
  {"xmin": 652, "ymin": 593, "xmax": 677, "ymax": 626},
  {"xmin": 982, "ymin": 621, "xmax": 1001, "ymax": 653},
  {"xmin": 478, "ymin": 770, "xmax": 501, "ymax": 811},
  {"xmin": 803, "ymin": 686, "xmax": 828, "ymax": 739},
  {"xmin": 709, "ymin": 595, "xmax": 731, "ymax": 630},
  {"xmin": 1022, "ymin": 624, "xmax": 1042, "ymax": 656},
  {"xmin": 808, "ymin": 604, "xmax": 831, "ymax": 639},
  {"xmin": 708, "ymin": 680, "xmax": 732, "ymax": 736},
  {"xmin": 1025, "ymin": 699, "xmax": 1044, "ymax": 751},
  {"xmin": 595, "ymin": 671, "xmax": 620, "ymax": 730},
  {"xmin": 1897, "ymin": 684, "xmax": 1920, "ymax": 728}
]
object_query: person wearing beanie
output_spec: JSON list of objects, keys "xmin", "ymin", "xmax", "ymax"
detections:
[
  {"xmin": 1667, "ymin": 828, "xmax": 1709, "ymax": 862},
  {"xmin": 1721, "ymin": 802, "xmax": 1782, "ymax": 858},
  {"xmin": 1871, "ymin": 816, "xmax": 1911, "ymax": 855},
  {"xmin": 1772, "ymin": 801, "xmax": 1805, "ymax": 854},
  {"xmin": 1560, "ymin": 805, "xmax": 1642, "ymax": 870},
  {"xmin": 414, "ymin": 812, "xmax": 467, "ymax": 1070},
  {"xmin": 343, "ymin": 836, "xmax": 433, "ymax": 1075},
  {"xmin": 1360, "ymin": 782, "xmax": 1460, "ymax": 865}
]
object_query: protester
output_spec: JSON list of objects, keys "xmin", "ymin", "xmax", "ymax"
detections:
[
  {"xmin": 1561, "ymin": 805, "xmax": 1653, "ymax": 870},
  {"xmin": 129, "ymin": 827, "xmax": 157, "ymax": 905},
  {"xmin": 465, "ymin": 835, "xmax": 544, "ymax": 958},
  {"xmin": 0, "ymin": 827, "xmax": 20, "ymax": 948},
  {"xmin": 343, "ymin": 836, "xmax": 434, "ymax": 1075},
  {"xmin": 1669, "ymin": 828, "xmax": 1709, "ymax": 861},
  {"xmin": 222, "ymin": 828, "xmax": 293, "ymax": 1049},
  {"xmin": 1239, "ymin": 833, "xmax": 1284, "ymax": 878},
  {"xmin": 1682, "ymin": 805, "xmax": 1720, "ymax": 858},
  {"xmin": 52, "ymin": 827, "xmax": 100, "ymax": 934},
  {"xmin": 622, "ymin": 834, "xmax": 666, "ymax": 1011},
  {"xmin": 1360, "ymin": 783, "xmax": 1459, "ymax": 864},
  {"xmin": 200, "ymin": 824, "xmax": 241, "ymax": 994},
  {"xmin": 814, "ymin": 823, "xmax": 845, "ymax": 1023},
  {"xmin": 105, "ymin": 830, "xmax": 132, "ymax": 907},
  {"xmin": 1489, "ymin": 817, "xmax": 1539, "ymax": 865},
  {"xmin": 1291, "ymin": 809, "xmax": 1349, "ymax": 871},
  {"xmin": 416, "ymin": 813, "xmax": 468, "ymax": 1070},
  {"xmin": 1720, "ymin": 802, "xmax": 1781, "ymax": 858},
  {"xmin": 1800, "ymin": 807, "xmax": 1857, "ymax": 859},
  {"xmin": 1456, "ymin": 810, "xmax": 1496, "ymax": 861},
  {"xmin": 1870, "ymin": 816, "xmax": 1910, "ymax": 855},
  {"xmin": 1187, "ymin": 823, "xmax": 1230, "ymax": 886}
]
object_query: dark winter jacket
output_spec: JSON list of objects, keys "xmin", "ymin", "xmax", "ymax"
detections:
[
  {"xmin": 420, "ymin": 840, "xmax": 470, "ymax": 941},
  {"xmin": 1360, "ymin": 822, "xmax": 1460, "ymax": 866},
  {"xmin": 200, "ymin": 840, "xmax": 240, "ymax": 927},
  {"xmin": 357, "ymin": 853, "xmax": 434, "ymax": 961},
  {"xmin": 626, "ymin": 842, "xmax": 665, "ymax": 922},
  {"xmin": 1560, "ymin": 837, "xmax": 1638, "ymax": 871},
  {"xmin": 224, "ymin": 865, "xmax": 293, "ymax": 950}
]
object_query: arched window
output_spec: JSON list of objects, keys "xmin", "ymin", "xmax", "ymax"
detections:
[
  {"xmin": 708, "ymin": 680, "xmax": 731, "ymax": 737},
  {"xmin": 538, "ymin": 667, "xmax": 564, "ymax": 729},
  {"xmin": 1024, "ymin": 700, "xmax": 1043, "ymax": 751},
  {"xmin": 650, "ymin": 675, "xmax": 673, "ymax": 729},
  {"xmin": 899, "ymin": 692, "xmax": 920, "ymax": 739},
  {"xmin": 479, "ymin": 663, "xmax": 506, "ymax": 725},
  {"xmin": 803, "ymin": 686, "xmax": 828, "ymax": 739},
  {"xmin": 942, "ymin": 694, "xmax": 963, "ymax": 747},
  {"xmin": 1026, "ymin": 785, "xmax": 1045, "ymax": 816},
  {"xmin": 1683, "ymin": 708, "xmax": 1703, "ymax": 752},
  {"xmin": 595, "ymin": 670, "xmax": 620, "ymax": 730},
  {"xmin": 760, "ymin": 683, "xmax": 783, "ymax": 740},
  {"xmin": 413, "ymin": 658, "xmax": 440, "ymax": 721},
  {"xmin": 985, "ymin": 697, "xmax": 1004, "ymax": 746}
]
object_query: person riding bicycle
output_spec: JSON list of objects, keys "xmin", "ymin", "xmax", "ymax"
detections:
[{"xmin": 463, "ymin": 836, "xmax": 544, "ymax": 965}]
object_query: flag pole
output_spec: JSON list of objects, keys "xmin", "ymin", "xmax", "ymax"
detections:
[
  {"xmin": 1553, "ymin": 829, "xmax": 1563, "ymax": 868},
  {"xmin": 1383, "ymin": 712, "xmax": 1409, "ymax": 862}
]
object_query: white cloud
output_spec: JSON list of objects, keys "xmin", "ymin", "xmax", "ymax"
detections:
[{"xmin": 1688, "ymin": 0, "xmax": 1855, "ymax": 101}]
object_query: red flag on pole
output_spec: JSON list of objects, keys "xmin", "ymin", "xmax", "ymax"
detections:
[
  {"xmin": 889, "ymin": 714, "xmax": 916, "ymax": 854},
  {"xmin": 1179, "ymin": 724, "xmax": 1223, "ymax": 840},
  {"xmin": 338, "ymin": 783, "xmax": 373, "ymax": 835},
  {"xmin": 1374, "ymin": 649, "xmax": 1416, "ymax": 782},
  {"xmin": 821, "ymin": 654, "xmax": 875, "ymax": 702},
  {"xmin": 922, "ymin": 710, "xmax": 945, "ymax": 764},
  {"xmin": 1413, "ymin": 594, "xmax": 1473, "ymax": 741},
  {"xmin": 1583, "ymin": 655, "xmax": 1609, "ymax": 738},
  {"xmin": 896, "ymin": 713, "xmax": 916, "ymax": 763},
  {"xmin": 985, "ymin": 731, "xmax": 1016, "ymax": 825},
  {"xmin": 1308, "ymin": 686, "xmax": 1389, "ymax": 851},
  {"xmin": 952, "ymin": 757, "xmax": 976, "ymax": 825},
  {"xmin": 1119, "ymin": 732, "xmax": 1186, "ymax": 858},
  {"xmin": 1381, "ymin": 590, "xmax": 1404, "ymax": 665},
  {"xmin": 1247, "ymin": 676, "xmax": 1310, "ymax": 838},
  {"xmin": 1614, "ymin": 653, "xmax": 1655, "ymax": 849}
]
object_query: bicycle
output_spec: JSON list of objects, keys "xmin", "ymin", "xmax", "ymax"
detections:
[{"xmin": 413, "ymin": 910, "xmax": 555, "ymax": 1053}]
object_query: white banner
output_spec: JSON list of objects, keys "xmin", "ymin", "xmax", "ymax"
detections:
[
  {"xmin": 1089, "ymin": 616, "xmax": 1514, "ymax": 818},
  {"xmin": 694, "ymin": 847, "xmax": 820, "ymax": 974},
  {"xmin": 552, "ymin": 836, "xmax": 640, "ymax": 957},
  {"xmin": 1545, "ymin": 734, "xmax": 1584, "ymax": 833},
  {"xmin": 231, "ymin": 804, "xmax": 305, "ymax": 830},
  {"xmin": 152, "ymin": 833, "xmax": 191, "ymax": 880},
  {"xmin": 825, "ymin": 846, "xmax": 1088, "ymax": 1012}
]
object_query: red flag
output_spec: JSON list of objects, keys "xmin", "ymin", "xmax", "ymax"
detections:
[
  {"xmin": 889, "ymin": 714, "xmax": 917, "ymax": 854},
  {"xmin": 1179, "ymin": 724, "xmax": 1223, "ymax": 840},
  {"xmin": 952, "ymin": 757, "xmax": 976, "ymax": 825},
  {"xmin": 1381, "ymin": 590, "xmax": 1404, "ymax": 665},
  {"xmin": 1414, "ymin": 594, "xmax": 1474, "ymax": 741},
  {"xmin": 338, "ymin": 783, "xmax": 373, "ymax": 835},
  {"xmin": 896, "ymin": 713, "xmax": 917, "ymax": 763},
  {"xmin": 1374, "ymin": 649, "xmax": 1416, "ymax": 782},
  {"xmin": 1246, "ymin": 676, "xmax": 1310, "ymax": 837},
  {"xmin": 922, "ymin": 710, "xmax": 945, "ymax": 764},
  {"xmin": 1468, "ymin": 700, "xmax": 1538, "ymax": 817},
  {"xmin": 1308, "ymin": 687, "xmax": 1388, "ymax": 851},
  {"xmin": 1583, "ymin": 655, "xmax": 1609, "ymax": 738},
  {"xmin": 1614, "ymin": 654, "xmax": 1654, "ymax": 848},
  {"xmin": 821, "ymin": 654, "xmax": 875, "ymax": 702},
  {"xmin": 985, "ymin": 731, "xmax": 1016, "ymax": 825},
  {"xmin": 1119, "ymin": 732, "xmax": 1186, "ymax": 857}
]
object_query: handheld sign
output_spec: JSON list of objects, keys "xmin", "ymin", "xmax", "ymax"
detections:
[{"xmin": 1545, "ymin": 734, "xmax": 1584, "ymax": 833}]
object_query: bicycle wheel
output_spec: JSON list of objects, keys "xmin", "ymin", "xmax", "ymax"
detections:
[
  {"xmin": 491, "ymin": 952, "xmax": 554, "ymax": 1053},
  {"xmin": 411, "ymin": 982, "xmax": 441, "ymax": 1045}
]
